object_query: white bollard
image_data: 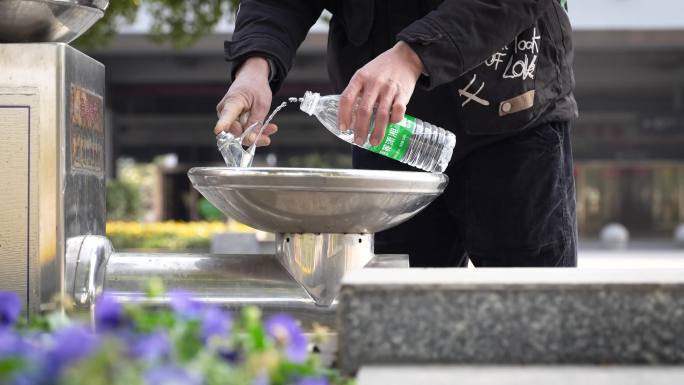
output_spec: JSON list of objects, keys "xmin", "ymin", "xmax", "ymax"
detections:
[
  {"xmin": 675, "ymin": 224, "xmax": 684, "ymax": 248},
  {"xmin": 599, "ymin": 223, "xmax": 629, "ymax": 249}
]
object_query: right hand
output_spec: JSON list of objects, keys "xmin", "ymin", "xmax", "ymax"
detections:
[{"xmin": 214, "ymin": 57, "xmax": 278, "ymax": 146}]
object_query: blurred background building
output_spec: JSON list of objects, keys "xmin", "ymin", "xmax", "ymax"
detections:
[{"xmin": 90, "ymin": 0, "xmax": 684, "ymax": 241}]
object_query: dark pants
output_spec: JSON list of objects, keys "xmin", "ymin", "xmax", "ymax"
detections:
[{"xmin": 353, "ymin": 121, "xmax": 578, "ymax": 267}]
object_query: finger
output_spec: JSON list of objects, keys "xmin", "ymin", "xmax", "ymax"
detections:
[
  {"xmin": 370, "ymin": 84, "xmax": 396, "ymax": 146},
  {"xmin": 261, "ymin": 123, "xmax": 278, "ymax": 136},
  {"xmin": 255, "ymin": 135, "xmax": 272, "ymax": 147},
  {"xmin": 229, "ymin": 121, "xmax": 243, "ymax": 136},
  {"xmin": 242, "ymin": 127, "xmax": 259, "ymax": 146},
  {"xmin": 214, "ymin": 97, "xmax": 247, "ymax": 135},
  {"xmin": 390, "ymin": 95, "xmax": 406, "ymax": 123},
  {"xmin": 242, "ymin": 123, "xmax": 277, "ymax": 146},
  {"xmin": 339, "ymin": 73, "xmax": 364, "ymax": 132},
  {"xmin": 245, "ymin": 98, "xmax": 269, "ymax": 129},
  {"xmin": 239, "ymin": 111, "xmax": 249, "ymax": 126},
  {"xmin": 216, "ymin": 100, "xmax": 225, "ymax": 118},
  {"xmin": 354, "ymin": 83, "xmax": 381, "ymax": 146}
]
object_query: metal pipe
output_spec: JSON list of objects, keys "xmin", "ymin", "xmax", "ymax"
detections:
[
  {"xmin": 103, "ymin": 252, "xmax": 408, "ymax": 328},
  {"xmin": 105, "ymin": 252, "xmax": 337, "ymax": 326},
  {"xmin": 66, "ymin": 235, "xmax": 408, "ymax": 328}
]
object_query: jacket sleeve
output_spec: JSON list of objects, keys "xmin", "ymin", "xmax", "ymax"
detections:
[
  {"xmin": 396, "ymin": 0, "xmax": 556, "ymax": 90},
  {"xmin": 225, "ymin": 0, "xmax": 325, "ymax": 92}
]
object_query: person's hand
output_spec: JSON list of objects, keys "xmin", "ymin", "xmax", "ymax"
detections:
[
  {"xmin": 214, "ymin": 57, "xmax": 278, "ymax": 146},
  {"xmin": 339, "ymin": 41, "xmax": 423, "ymax": 146}
]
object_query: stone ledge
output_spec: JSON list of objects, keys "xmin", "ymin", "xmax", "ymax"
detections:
[
  {"xmin": 357, "ymin": 366, "xmax": 684, "ymax": 385},
  {"xmin": 338, "ymin": 268, "xmax": 684, "ymax": 374}
]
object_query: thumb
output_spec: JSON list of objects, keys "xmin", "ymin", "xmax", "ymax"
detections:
[{"xmin": 214, "ymin": 97, "xmax": 247, "ymax": 135}]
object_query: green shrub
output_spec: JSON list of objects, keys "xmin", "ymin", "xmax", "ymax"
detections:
[{"xmin": 106, "ymin": 180, "xmax": 142, "ymax": 221}]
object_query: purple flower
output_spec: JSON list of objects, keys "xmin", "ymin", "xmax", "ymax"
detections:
[
  {"xmin": 293, "ymin": 378, "xmax": 329, "ymax": 385},
  {"xmin": 145, "ymin": 365, "xmax": 201, "ymax": 385},
  {"xmin": 0, "ymin": 329, "xmax": 23, "ymax": 356},
  {"xmin": 168, "ymin": 290, "xmax": 203, "ymax": 319},
  {"xmin": 218, "ymin": 348, "xmax": 242, "ymax": 364},
  {"xmin": 251, "ymin": 371, "xmax": 269, "ymax": 385},
  {"xmin": 45, "ymin": 325, "xmax": 99, "ymax": 376},
  {"xmin": 131, "ymin": 331, "xmax": 170, "ymax": 361},
  {"xmin": 0, "ymin": 291, "xmax": 22, "ymax": 329},
  {"xmin": 10, "ymin": 374, "xmax": 35, "ymax": 385},
  {"xmin": 264, "ymin": 314, "xmax": 308, "ymax": 363},
  {"xmin": 94, "ymin": 293, "xmax": 124, "ymax": 331},
  {"xmin": 0, "ymin": 331, "xmax": 48, "ymax": 385},
  {"xmin": 201, "ymin": 306, "xmax": 231, "ymax": 341}
]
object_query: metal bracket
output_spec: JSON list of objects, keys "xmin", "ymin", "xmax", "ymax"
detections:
[{"xmin": 65, "ymin": 235, "xmax": 114, "ymax": 308}]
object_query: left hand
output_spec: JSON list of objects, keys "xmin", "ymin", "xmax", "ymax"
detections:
[{"xmin": 338, "ymin": 41, "xmax": 424, "ymax": 146}]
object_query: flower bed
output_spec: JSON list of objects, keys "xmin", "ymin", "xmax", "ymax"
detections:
[
  {"xmin": 106, "ymin": 221, "xmax": 255, "ymax": 251},
  {"xmin": 0, "ymin": 288, "xmax": 351, "ymax": 385}
]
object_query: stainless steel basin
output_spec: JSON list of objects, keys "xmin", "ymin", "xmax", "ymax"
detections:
[
  {"xmin": 0, "ymin": 0, "xmax": 107, "ymax": 43},
  {"xmin": 188, "ymin": 167, "xmax": 449, "ymax": 234}
]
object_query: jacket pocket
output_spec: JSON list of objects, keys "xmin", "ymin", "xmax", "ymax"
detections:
[{"xmin": 454, "ymin": 23, "xmax": 554, "ymax": 136}]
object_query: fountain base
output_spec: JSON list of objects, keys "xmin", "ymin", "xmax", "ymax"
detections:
[{"xmin": 276, "ymin": 233, "xmax": 375, "ymax": 306}]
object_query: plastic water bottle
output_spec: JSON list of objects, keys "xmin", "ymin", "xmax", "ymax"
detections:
[{"xmin": 298, "ymin": 91, "xmax": 456, "ymax": 173}]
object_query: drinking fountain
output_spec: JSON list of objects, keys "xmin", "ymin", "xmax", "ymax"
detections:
[
  {"xmin": 0, "ymin": 0, "xmax": 450, "ymax": 328},
  {"xmin": 66, "ymin": 167, "xmax": 447, "ymax": 326}
]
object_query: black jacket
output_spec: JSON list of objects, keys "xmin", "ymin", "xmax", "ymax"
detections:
[{"xmin": 225, "ymin": 0, "xmax": 578, "ymax": 162}]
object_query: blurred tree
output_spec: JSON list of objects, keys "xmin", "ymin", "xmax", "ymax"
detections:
[
  {"xmin": 75, "ymin": 0, "xmax": 240, "ymax": 50},
  {"xmin": 74, "ymin": 0, "xmax": 140, "ymax": 49}
]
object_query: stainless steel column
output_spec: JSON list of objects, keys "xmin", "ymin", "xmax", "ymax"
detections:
[{"xmin": 0, "ymin": 44, "xmax": 105, "ymax": 314}]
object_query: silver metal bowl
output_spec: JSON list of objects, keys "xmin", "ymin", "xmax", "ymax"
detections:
[
  {"xmin": 188, "ymin": 167, "xmax": 449, "ymax": 234},
  {"xmin": 73, "ymin": 0, "xmax": 108, "ymax": 11},
  {"xmin": 0, "ymin": 0, "xmax": 107, "ymax": 43}
]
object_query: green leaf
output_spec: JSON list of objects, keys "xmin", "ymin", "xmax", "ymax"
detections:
[
  {"xmin": 270, "ymin": 361, "xmax": 315, "ymax": 385},
  {"xmin": 247, "ymin": 323, "xmax": 268, "ymax": 352},
  {"xmin": 0, "ymin": 357, "xmax": 26, "ymax": 380},
  {"xmin": 16, "ymin": 313, "xmax": 51, "ymax": 332},
  {"xmin": 127, "ymin": 305, "xmax": 176, "ymax": 333},
  {"xmin": 174, "ymin": 319, "xmax": 204, "ymax": 362},
  {"xmin": 146, "ymin": 278, "xmax": 166, "ymax": 299},
  {"xmin": 46, "ymin": 311, "xmax": 71, "ymax": 331},
  {"xmin": 241, "ymin": 307, "xmax": 269, "ymax": 352},
  {"xmin": 195, "ymin": 352, "xmax": 247, "ymax": 385},
  {"xmin": 59, "ymin": 340, "xmax": 145, "ymax": 385}
]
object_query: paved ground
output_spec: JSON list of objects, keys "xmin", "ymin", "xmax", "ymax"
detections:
[
  {"xmin": 211, "ymin": 234, "xmax": 684, "ymax": 268},
  {"xmin": 578, "ymin": 240, "xmax": 684, "ymax": 268}
]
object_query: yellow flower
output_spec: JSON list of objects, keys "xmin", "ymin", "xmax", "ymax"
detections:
[{"xmin": 106, "ymin": 220, "xmax": 257, "ymax": 251}]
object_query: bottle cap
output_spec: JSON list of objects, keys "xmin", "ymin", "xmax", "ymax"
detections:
[{"xmin": 300, "ymin": 91, "xmax": 320, "ymax": 116}]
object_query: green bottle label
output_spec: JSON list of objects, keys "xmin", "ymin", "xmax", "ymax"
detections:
[{"xmin": 368, "ymin": 115, "xmax": 415, "ymax": 161}]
